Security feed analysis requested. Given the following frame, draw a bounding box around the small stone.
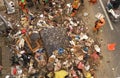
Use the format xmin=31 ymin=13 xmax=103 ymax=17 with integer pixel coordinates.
xmin=112 ymin=68 xmax=115 ymax=71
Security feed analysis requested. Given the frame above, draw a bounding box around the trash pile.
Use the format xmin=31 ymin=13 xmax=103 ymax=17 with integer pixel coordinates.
xmin=1 ymin=0 xmax=102 ymax=78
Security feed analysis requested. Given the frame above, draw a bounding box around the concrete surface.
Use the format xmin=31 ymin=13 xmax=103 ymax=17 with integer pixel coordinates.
xmin=0 ymin=37 xmax=11 ymax=78
xmin=77 ymin=0 xmax=120 ymax=78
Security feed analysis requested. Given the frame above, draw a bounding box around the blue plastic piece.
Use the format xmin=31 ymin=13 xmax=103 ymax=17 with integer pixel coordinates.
xmin=58 ymin=48 xmax=64 ymax=54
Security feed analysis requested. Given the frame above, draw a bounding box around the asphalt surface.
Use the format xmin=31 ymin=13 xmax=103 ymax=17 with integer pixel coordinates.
xmin=80 ymin=0 xmax=120 ymax=78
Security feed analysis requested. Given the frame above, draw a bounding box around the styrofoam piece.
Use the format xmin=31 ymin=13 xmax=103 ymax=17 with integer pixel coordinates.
xmin=94 ymin=45 xmax=101 ymax=53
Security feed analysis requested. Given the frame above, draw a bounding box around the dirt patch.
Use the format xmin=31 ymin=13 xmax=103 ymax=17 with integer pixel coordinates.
xmin=40 ymin=27 xmax=70 ymax=56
